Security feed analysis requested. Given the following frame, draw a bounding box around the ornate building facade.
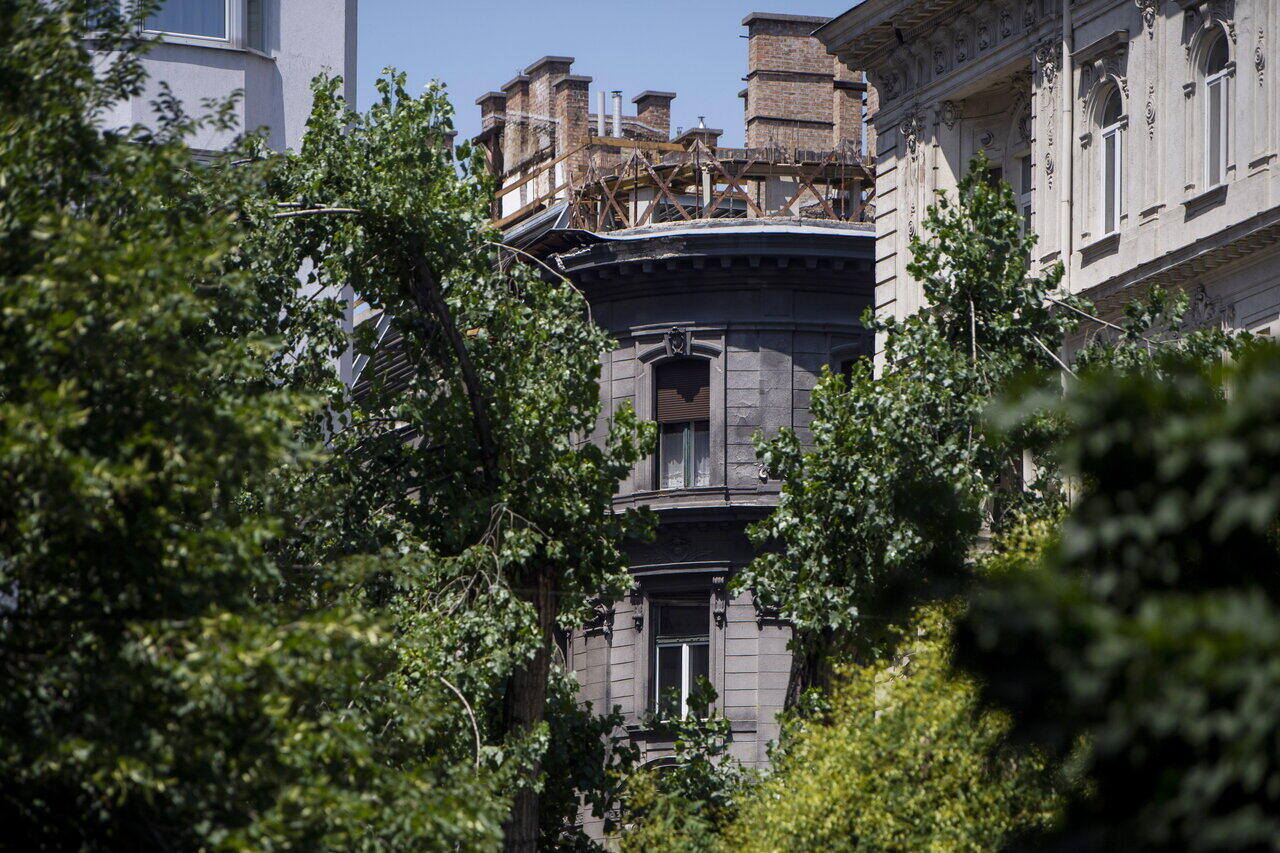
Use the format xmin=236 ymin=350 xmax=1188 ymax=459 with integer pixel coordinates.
xmin=817 ymin=0 xmax=1280 ymax=360
xmin=470 ymin=13 xmax=877 ymax=840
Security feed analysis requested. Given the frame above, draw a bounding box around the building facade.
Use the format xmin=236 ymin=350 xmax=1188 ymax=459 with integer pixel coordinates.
xmin=818 ymin=0 xmax=1280 ymax=359
xmin=472 ymin=12 xmax=876 ymax=840
xmin=100 ymin=0 xmax=357 ymax=154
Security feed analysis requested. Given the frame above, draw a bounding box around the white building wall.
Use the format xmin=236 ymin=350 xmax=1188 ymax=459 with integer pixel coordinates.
xmin=821 ymin=0 xmax=1280 ymax=360
xmin=101 ymin=0 xmax=356 ymax=152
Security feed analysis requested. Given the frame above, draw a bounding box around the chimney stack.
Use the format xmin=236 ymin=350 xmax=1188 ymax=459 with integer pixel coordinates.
xmin=742 ymin=13 xmax=851 ymax=151
xmin=632 ymin=91 xmax=676 ymax=139
xmin=611 ymin=91 xmax=622 ymax=137
xmin=597 ymin=90 xmax=606 ymax=136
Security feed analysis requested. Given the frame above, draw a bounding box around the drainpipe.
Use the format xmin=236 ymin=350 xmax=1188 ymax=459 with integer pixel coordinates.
xmin=1060 ymin=0 xmax=1074 ymax=290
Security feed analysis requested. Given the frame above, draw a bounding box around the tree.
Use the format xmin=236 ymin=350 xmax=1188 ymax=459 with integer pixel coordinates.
xmin=245 ymin=68 xmax=653 ymax=851
xmin=1 ymin=3 xmax=650 ymax=848
xmin=617 ymin=682 xmax=748 ymax=853
xmin=736 ymin=155 xmax=1078 ymax=701
xmin=722 ymin=607 xmax=1060 ymax=852
xmin=957 ymin=344 xmax=1280 ymax=851
xmin=0 ymin=2 xmax=509 ymax=848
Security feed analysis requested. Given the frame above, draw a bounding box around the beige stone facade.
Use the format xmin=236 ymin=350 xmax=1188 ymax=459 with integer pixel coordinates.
xmin=819 ymin=0 xmax=1280 ymax=359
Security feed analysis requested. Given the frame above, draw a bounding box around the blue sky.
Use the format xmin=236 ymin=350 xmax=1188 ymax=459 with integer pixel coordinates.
xmin=356 ymin=1 xmax=855 ymax=148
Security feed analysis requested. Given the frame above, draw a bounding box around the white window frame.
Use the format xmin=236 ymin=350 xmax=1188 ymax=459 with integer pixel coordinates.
xmin=1017 ymin=153 xmax=1033 ymax=237
xmin=1204 ymin=40 xmax=1230 ymax=188
xmin=143 ymin=0 xmax=230 ymax=42
xmin=139 ymin=0 xmax=266 ymax=53
xmin=652 ymin=602 xmax=710 ymax=720
xmin=1100 ymin=94 xmax=1124 ymax=236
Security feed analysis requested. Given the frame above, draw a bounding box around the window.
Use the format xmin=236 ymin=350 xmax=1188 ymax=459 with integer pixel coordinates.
xmin=1017 ymin=154 xmax=1033 ymax=236
xmin=655 ymin=359 xmax=710 ymax=489
xmin=1205 ymin=34 xmax=1229 ymax=187
xmin=147 ymin=0 xmax=228 ymax=39
xmin=1100 ymin=88 xmax=1123 ymax=235
xmin=653 ymin=602 xmax=710 ymax=718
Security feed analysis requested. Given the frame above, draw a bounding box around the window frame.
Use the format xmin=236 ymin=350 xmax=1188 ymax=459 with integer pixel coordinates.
xmin=1203 ymin=35 xmax=1230 ymax=188
xmin=139 ymin=0 xmax=267 ymax=53
xmin=651 ymin=600 xmax=711 ymax=719
xmin=1017 ymin=153 xmax=1034 ymax=237
xmin=658 ymin=420 xmax=710 ymax=490
xmin=1099 ymin=89 xmax=1124 ymax=236
xmin=143 ymin=0 xmax=230 ymax=41
xmin=652 ymin=355 xmax=712 ymax=492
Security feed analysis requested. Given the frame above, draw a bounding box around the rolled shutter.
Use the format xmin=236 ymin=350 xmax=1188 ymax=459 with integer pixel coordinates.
xmin=655 ymin=359 xmax=709 ymax=423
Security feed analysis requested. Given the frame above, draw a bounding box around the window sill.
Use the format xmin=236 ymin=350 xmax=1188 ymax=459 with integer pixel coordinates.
xmin=1183 ymin=183 xmax=1228 ymax=219
xmin=1078 ymin=232 xmax=1120 ymax=264
xmin=141 ymin=31 xmax=274 ymax=60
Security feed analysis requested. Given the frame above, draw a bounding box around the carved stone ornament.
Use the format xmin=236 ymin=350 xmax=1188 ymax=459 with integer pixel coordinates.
xmin=1146 ymin=83 xmax=1156 ymax=137
xmin=1045 ymin=151 xmax=1055 ymax=187
xmin=902 ymin=106 xmax=925 ymax=157
xmin=1136 ymin=0 xmax=1158 ymax=37
xmin=934 ymin=43 xmax=947 ymax=75
xmin=664 ymin=326 xmax=689 ymax=356
xmin=711 ymin=575 xmax=727 ymax=629
xmin=1018 ymin=110 xmax=1033 ymax=142
xmin=978 ymin=18 xmax=992 ymax=51
xmin=756 ymin=460 xmax=770 ymax=482
xmin=979 ymin=130 xmax=996 ymax=148
xmin=1023 ymin=0 xmax=1038 ymax=29
xmin=1185 ymin=284 xmax=1237 ymax=329
xmin=1257 ymin=31 xmax=1266 ymax=84
xmin=939 ymin=100 xmax=960 ymax=130
xmin=955 ymin=27 xmax=970 ymax=63
xmin=1033 ymin=39 xmax=1060 ymax=87
xmin=999 ymin=6 xmax=1013 ymax=38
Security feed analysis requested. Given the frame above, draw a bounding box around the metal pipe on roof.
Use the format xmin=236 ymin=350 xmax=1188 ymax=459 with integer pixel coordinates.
xmin=597 ymin=91 xmax=606 ymax=137
xmin=611 ymin=91 xmax=622 ymax=137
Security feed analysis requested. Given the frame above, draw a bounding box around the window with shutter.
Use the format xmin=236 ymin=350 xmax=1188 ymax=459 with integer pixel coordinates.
xmin=654 ymin=359 xmax=710 ymax=489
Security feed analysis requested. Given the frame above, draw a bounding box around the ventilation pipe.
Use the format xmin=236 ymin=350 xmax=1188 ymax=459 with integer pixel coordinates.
xmin=597 ymin=91 xmax=606 ymax=137
xmin=611 ymin=91 xmax=622 ymax=137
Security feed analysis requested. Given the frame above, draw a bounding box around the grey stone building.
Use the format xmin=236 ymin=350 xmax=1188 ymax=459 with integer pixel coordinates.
xmin=474 ymin=14 xmax=877 ymax=839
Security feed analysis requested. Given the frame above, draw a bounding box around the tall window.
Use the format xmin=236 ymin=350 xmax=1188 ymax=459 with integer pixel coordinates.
xmin=655 ymin=359 xmax=710 ymax=490
xmin=653 ymin=602 xmax=710 ymax=718
xmin=1017 ymin=154 xmax=1034 ymax=236
xmin=147 ymin=0 xmax=227 ymax=39
xmin=1205 ymin=34 xmax=1230 ymax=187
xmin=1100 ymin=88 xmax=1123 ymax=235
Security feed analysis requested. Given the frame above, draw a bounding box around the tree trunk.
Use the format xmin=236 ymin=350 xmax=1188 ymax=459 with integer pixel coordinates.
xmin=784 ymin=629 xmax=835 ymax=711
xmin=502 ymin=568 xmax=555 ymax=852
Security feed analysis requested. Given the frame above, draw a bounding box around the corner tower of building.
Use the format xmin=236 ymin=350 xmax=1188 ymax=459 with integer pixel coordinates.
xmin=471 ymin=13 xmax=876 ymax=843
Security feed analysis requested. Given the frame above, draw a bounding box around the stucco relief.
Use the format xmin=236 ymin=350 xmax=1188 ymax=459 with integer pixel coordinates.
xmin=1183 ymin=0 xmax=1236 ymax=59
xmin=1185 ymin=284 xmax=1237 ymax=329
xmin=1136 ymin=0 xmax=1159 ymax=37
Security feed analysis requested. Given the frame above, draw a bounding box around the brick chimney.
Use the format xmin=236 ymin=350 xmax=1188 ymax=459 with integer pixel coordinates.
xmin=632 ymin=90 xmax=676 ymax=139
xmin=553 ymin=73 xmax=592 ymax=186
xmin=742 ymin=12 xmax=858 ymax=151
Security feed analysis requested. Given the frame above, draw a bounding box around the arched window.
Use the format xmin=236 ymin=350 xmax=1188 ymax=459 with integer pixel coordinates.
xmin=654 ymin=359 xmax=710 ymax=489
xmin=1100 ymin=88 xmax=1124 ymax=235
xmin=1204 ymin=33 xmax=1230 ymax=186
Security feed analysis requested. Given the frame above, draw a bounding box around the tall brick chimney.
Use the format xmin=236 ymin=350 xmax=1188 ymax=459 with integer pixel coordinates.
xmin=742 ymin=12 xmax=865 ymax=152
xmin=632 ymin=91 xmax=676 ymax=139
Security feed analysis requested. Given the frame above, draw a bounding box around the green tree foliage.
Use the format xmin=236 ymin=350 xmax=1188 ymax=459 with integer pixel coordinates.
xmin=958 ymin=344 xmax=1280 ymax=851
xmin=618 ymin=682 xmax=747 ymax=853
xmin=1 ymin=2 xmax=649 ymax=848
xmin=0 ymin=2 xmax=510 ymax=848
xmin=722 ymin=608 xmax=1059 ymax=852
xmin=251 ymin=70 xmax=652 ymax=849
xmin=737 ymin=155 xmax=1077 ymax=693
